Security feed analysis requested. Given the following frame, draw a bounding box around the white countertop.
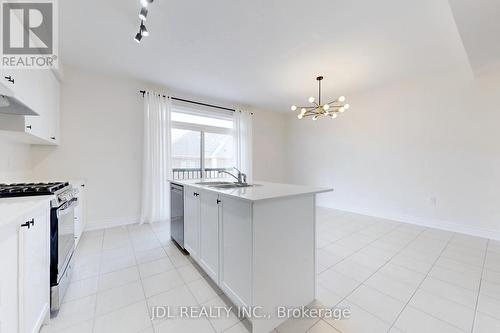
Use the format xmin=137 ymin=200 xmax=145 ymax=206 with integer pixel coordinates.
xmin=170 ymin=179 xmax=332 ymax=202
xmin=0 ymin=196 xmax=53 ymax=228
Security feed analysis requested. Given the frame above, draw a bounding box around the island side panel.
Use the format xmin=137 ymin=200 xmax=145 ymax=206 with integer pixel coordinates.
xmin=252 ymin=194 xmax=316 ymax=333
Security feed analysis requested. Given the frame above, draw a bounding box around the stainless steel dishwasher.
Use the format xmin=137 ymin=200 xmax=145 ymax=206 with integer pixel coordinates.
xmin=170 ymin=183 xmax=184 ymax=249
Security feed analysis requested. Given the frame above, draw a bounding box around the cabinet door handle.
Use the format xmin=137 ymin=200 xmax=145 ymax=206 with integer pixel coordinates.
xmin=51 ymin=136 xmax=56 ymax=140
xmin=193 ymin=192 xmax=199 ymax=197
xmin=217 ymin=199 xmax=221 ymax=204
xmin=20 ymin=222 xmax=30 ymax=229
xmin=4 ymin=76 xmax=14 ymax=84
xmin=26 ymin=125 xmax=32 ymax=130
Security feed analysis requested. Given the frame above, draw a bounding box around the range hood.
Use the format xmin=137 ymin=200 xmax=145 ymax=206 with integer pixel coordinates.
xmin=0 ymin=83 xmax=39 ymax=116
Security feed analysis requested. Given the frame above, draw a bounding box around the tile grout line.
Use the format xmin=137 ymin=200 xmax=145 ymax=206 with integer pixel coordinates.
xmin=318 ymin=225 xmax=428 ymax=332
xmin=470 ymin=239 xmax=489 ymax=333
xmin=91 ymin=229 xmax=105 ymax=333
xmin=386 ymin=232 xmax=458 ymax=333
xmin=128 ymin=224 xmax=154 ymax=333
xmin=149 ymin=223 xmax=180 ymax=333
xmin=323 ymin=222 xmax=405 ymax=274
xmin=150 ymin=223 xmax=219 ymax=333
xmin=89 ymin=226 xmax=157 ymax=332
xmin=316 ymin=216 xmax=380 ymax=255
xmin=324 ymin=227 xmax=428 ymax=330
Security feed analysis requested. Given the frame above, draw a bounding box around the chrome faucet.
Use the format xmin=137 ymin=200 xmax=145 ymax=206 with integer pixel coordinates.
xmin=218 ymin=167 xmax=247 ymax=184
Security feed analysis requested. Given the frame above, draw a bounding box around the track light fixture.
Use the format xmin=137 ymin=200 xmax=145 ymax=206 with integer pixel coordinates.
xmin=134 ymin=31 xmax=143 ymax=43
xmin=140 ymin=0 xmax=153 ymax=7
xmin=139 ymin=7 xmax=148 ymax=20
xmin=134 ymin=0 xmax=154 ymax=43
xmin=140 ymin=21 xmax=149 ymax=36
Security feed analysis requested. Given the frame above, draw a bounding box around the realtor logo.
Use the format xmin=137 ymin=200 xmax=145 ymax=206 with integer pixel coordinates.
xmin=1 ymin=0 xmax=58 ymax=68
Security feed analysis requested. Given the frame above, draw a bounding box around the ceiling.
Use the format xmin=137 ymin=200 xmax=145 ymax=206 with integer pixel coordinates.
xmin=60 ymin=0 xmax=498 ymax=112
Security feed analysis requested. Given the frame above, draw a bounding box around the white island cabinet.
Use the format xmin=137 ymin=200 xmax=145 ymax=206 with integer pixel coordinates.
xmin=174 ymin=180 xmax=332 ymax=333
xmin=0 ymin=198 xmax=51 ymax=333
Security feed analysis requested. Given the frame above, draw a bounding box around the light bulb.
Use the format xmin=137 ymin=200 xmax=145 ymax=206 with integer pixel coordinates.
xmin=312 ymin=115 xmax=318 ymax=121
xmin=291 ymin=105 xmax=297 ymax=111
xmin=338 ymin=96 xmax=346 ymax=102
xmin=339 ymin=107 xmax=345 ymax=113
xmin=308 ymin=97 xmax=315 ymax=103
xmin=331 ymin=113 xmax=337 ymax=119
xmin=323 ymin=104 xmax=330 ymax=111
xmin=344 ymin=104 xmax=350 ymax=110
xmin=297 ymin=114 xmax=303 ymax=119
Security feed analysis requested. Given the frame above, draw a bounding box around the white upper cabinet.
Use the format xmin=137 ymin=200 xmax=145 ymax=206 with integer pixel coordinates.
xmin=184 ymin=187 xmax=201 ymax=261
xmin=199 ymin=190 xmax=220 ymax=282
xmin=0 ymin=68 xmax=61 ymax=145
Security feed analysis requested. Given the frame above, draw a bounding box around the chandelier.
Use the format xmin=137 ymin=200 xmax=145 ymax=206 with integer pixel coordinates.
xmin=291 ymin=76 xmax=350 ymax=120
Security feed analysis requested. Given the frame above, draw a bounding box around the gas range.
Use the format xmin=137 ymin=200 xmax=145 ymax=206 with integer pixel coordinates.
xmin=0 ymin=182 xmax=75 ymax=207
xmin=0 ymin=181 xmax=77 ymax=311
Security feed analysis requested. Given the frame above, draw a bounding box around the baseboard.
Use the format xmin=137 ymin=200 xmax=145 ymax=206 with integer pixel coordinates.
xmin=317 ymin=204 xmax=500 ymax=241
xmin=84 ymin=216 xmax=140 ymax=231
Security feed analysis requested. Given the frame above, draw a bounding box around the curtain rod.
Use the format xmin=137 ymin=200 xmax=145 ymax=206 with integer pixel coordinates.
xmin=139 ymin=90 xmax=236 ymax=112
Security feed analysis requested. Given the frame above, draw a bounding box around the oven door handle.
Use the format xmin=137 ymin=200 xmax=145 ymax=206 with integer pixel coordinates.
xmin=57 ymin=198 xmax=78 ymax=218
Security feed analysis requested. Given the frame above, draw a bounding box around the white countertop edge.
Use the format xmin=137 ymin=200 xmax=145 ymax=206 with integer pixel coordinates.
xmin=169 ymin=179 xmax=333 ymax=202
xmin=0 ymin=196 xmax=53 ymax=229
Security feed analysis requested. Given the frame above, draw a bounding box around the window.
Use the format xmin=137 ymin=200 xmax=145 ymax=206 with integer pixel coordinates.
xmin=170 ymin=102 xmax=234 ymax=180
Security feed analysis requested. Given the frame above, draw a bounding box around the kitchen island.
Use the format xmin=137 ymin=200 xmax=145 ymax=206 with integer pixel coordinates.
xmin=170 ymin=179 xmax=332 ymax=333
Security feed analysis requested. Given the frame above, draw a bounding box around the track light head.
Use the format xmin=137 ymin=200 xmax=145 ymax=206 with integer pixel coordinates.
xmin=139 ymin=7 xmax=148 ymax=20
xmin=134 ymin=31 xmax=143 ymax=43
xmin=140 ymin=22 xmax=149 ymax=36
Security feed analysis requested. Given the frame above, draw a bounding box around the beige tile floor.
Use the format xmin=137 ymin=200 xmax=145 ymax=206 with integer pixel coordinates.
xmin=41 ymin=207 xmax=500 ymax=333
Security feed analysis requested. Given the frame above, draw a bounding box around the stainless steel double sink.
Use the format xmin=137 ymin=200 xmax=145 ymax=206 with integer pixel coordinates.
xmin=195 ymin=181 xmax=255 ymax=189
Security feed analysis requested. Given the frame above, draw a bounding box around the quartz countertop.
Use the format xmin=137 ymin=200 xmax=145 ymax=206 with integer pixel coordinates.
xmin=0 ymin=196 xmax=53 ymax=228
xmin=170 ymin=179 xmax=332 ymax=202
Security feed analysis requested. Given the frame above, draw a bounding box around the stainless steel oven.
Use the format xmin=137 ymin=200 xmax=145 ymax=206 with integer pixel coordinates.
xmin=50 ymin=195 xmax=78 ymax=312
xmin=0 ymin=182 xmax=78 ymax=312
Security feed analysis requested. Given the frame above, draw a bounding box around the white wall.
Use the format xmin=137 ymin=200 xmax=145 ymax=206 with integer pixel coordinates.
xmin=30 ymin=66 xmax=288 ymax=229
xmin=286 ymin=69 xmax=500 ymax=240
xmin=0 ymin=140 xmax=32 ymax=182
xmin=30 ymin=66 xmax=148 ymax=229
xmin=251 ymin=108 xmax=287 ymax=183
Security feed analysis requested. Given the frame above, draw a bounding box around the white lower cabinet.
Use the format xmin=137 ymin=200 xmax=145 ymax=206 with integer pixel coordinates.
xmin=182 ymin=186 xmax=253 ymax=309
xmin=179 ymin=183 xmax=317 ymax=333
xmin=199 ymin=191 xmax=220 ymax=282
xmin=0 ymin=204 xmax=50 ymax=333
xmin=220 ymin=196 xmax=252 ymax=308
xmin=184 ymin=187 xmax=201 ymax=261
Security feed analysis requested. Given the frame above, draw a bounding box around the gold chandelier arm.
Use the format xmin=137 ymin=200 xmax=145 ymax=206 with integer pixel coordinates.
xmin=326 ymin=101 xmax=344 ymax=106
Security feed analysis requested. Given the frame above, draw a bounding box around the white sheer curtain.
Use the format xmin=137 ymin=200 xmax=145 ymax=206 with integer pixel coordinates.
xmin=140 ymin=91 xmax=171 ymax=224
xmin=233 ymin=110 xmax=253 ymax=182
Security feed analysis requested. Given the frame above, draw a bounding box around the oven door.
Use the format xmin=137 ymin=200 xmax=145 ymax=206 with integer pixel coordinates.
xmin=56 ymin=198 xmax=77 ymax=282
